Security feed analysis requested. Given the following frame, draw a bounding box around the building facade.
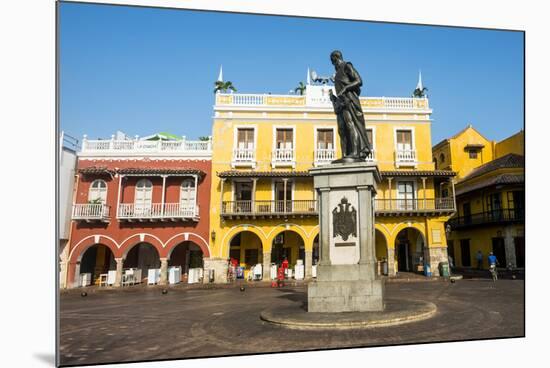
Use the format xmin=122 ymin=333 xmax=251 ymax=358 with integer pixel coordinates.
xmin=64 ymin=135 xmax=212 ymax=288
xmin=432 ymin=127 xmax=525 ymax=270
xmin=59 ymin=132 xmax=79 ymax=289
xmin=207 ymin=77 xmax=456 ymax=282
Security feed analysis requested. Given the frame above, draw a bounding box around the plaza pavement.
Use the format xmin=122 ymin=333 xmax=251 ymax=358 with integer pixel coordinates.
xmin=59 ymin=279 xmax=524 ymax=366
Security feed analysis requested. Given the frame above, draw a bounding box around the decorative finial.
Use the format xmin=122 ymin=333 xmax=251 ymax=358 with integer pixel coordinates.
xmin=412 ymin=70 xmax=428 ymax=98
xmin=416 ymin=70 xmax=423 ymax=91
xmin=217 ymin=65 xmax=223 ymax=82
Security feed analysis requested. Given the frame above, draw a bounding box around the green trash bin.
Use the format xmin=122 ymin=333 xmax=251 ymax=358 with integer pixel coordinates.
xmin=439 ymin=262 xmax=450 ymax=277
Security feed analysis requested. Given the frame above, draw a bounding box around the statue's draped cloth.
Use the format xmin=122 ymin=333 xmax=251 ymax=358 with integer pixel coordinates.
xmin=332 ymin=62 xmax=372 ymax=159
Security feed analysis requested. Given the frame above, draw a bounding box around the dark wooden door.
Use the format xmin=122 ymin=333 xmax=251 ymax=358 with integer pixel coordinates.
xmin=460 ymin=239 xmax=471 ymax=267
xmin=492 ymin=237 xmax=506 ymax=266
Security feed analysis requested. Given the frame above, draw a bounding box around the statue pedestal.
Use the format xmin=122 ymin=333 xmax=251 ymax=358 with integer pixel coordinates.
xmin=308 ymin=162 xmax=384 ymax=312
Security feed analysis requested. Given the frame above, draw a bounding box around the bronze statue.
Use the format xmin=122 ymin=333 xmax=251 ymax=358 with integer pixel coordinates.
xmin=329 ymin=50 xmax=372 ymax=162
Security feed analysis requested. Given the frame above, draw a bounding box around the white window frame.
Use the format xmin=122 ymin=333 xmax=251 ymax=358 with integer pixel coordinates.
xmin=366 ymin=125 xmax=376 ymax=161
xmin=313 ymin=125 xmax=336 ymax=166
xmin=134 ymin=179 xmax=153 ymax=215
xmin=395 ymin=179 xmax=418 ymax=210
xmin=272 ymin=125 xmax=296 ymax=168
xmin=180 ymin=178 xmax=197 ymax=209
xmin=88 ymin=179 xmax=108 ymax=203
xmin=393 ymin=127 xmax=417 ymax=168
xmin=232 ymin=124 xmax=258 ymax=168
xmin=271 ymin=179 xmax=294 ymax=213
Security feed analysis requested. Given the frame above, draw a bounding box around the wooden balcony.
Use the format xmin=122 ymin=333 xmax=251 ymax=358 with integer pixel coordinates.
xmin=72 ymin=203 xmax=110 ymax=222
xmin=221 ymin=200 xmax=318 ymax=219
xmin=447 ymin=209 xmax=524 ymax=230
xmin=375 ymin=198 xmax=455 ymax=216
xmin=117 ymin=203 xmax=199 ymax=222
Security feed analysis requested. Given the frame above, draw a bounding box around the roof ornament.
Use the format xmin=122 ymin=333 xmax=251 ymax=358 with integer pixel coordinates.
xmin=217 ymin=65 xmax=223 ymax=82
xmin=309 ymin=69 xmax=334 ymax=85
xmin=412 ymin=70 xmax=428 ymax=98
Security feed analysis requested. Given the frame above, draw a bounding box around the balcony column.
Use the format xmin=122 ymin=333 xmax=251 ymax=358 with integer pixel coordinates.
xmin=159 ymin=257 xmax=169 ymax=285
xmin=114 ymin=257 xmax=124 ymax=287
xmin=421 ymin=177 xmax=427 ymax=210
xmin=387 ymin=177 xmax=393 ymax=210
xmin=283 ymin=178 xmax=288 ymax=213
xmin=116 ymin=175 xmax=124 ymax=218
xmin=450 ymin=178 xmax=457 ymax=211
xmin=161 ymin=175 xmax=167 ymax=217
xmin=252 ymin=178 xmax=258 ymax=213
xmin=220 ymin=178 xmax=226 ymax=214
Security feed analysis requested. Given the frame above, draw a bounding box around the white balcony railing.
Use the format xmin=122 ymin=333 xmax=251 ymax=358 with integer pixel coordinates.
xmin=315 ymin=148 xmax=335 ymax=165
xmin=72 ymin=203 xmax=110 ymax=221
xmin=395 ymin=149 xmax=417 ymax=165
xmin=81 ymin=137 xmax=212 ymax=156
xmin=272 ymin=148 xmax=295 ymax=166
xmin=222 ymin=200 xmax=318 ymax=216
xmin=216 ymin=93 xmax=430 ymax=111
xmin=117 ymin=203 xmax=199 ymax=220
xmin=232 ymin=147 xmax=255 ymax=165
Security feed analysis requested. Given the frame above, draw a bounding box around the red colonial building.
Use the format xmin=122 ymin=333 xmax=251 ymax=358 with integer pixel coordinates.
xmin=62 ymin=134 xmax=212 ymax=288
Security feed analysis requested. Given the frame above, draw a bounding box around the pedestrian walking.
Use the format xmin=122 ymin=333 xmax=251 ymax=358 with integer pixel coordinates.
xmin=476 ymin=250 xmax=483 ymax=270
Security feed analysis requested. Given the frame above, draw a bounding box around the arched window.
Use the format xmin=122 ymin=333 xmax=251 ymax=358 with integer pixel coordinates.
xmin=180 ymin=178 xmax=196 ymax=209
xmin=88 ymin=179 xmax=107 ymax=203
xmin=439 ymin=153 xmax=445 ymax=163
xmin=433 ymin=157 xmax=438 ymax=170
xmin=134 ymin=179 xmax=153 ymax=212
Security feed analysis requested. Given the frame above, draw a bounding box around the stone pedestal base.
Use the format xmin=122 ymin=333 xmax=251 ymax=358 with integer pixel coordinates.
xmin=308 ymin=264 xmax=384 ymax=312
xmin=203 ymin=258 xmax=228 ymax=284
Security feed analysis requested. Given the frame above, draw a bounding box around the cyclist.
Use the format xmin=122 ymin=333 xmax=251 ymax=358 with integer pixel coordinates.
xmin=488 ymin=252 xmax=499 ymax=281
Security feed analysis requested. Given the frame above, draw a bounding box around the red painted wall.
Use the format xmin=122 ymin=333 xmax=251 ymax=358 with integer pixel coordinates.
xmin=68 ymin=158 xmax=212 ymax=285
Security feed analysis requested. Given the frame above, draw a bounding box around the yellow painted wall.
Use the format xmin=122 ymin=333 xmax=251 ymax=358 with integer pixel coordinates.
xmin=495 ymin=130 xmax=524 ymax=158
xmin=433 ymin=126 xmax=494 ymax=179
xmin=210 ymin=95 xmax=452 ymax=268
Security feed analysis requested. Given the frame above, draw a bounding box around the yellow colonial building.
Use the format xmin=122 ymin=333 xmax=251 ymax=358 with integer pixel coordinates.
xmin=433 ymin=126 xmax=524 ymax=270
xmin=207 ymin=74 xmax=456 ymax=282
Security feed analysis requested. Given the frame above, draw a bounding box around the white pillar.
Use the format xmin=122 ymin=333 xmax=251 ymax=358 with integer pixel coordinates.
xmin=114 ymin=257 xmax=124 ymax=287
xmin=161 ymin=175 xmax=167 ymax=216
xmin=305 ymin=250 xmax=313 ymax=279
xmin=387 ymin=177 xmax=393 ymax=210
xmin=262 ymin=251 xmax=271 ymax=280
xmin=116 ymin=175 xmax=124 ymax=217
xmin=421 ymin=177 xmax=427 ymax=210
xmin=160 ymin=258 xmax=169 ymax=285
xmin=252 ymin=178 xmax=258 ymax=213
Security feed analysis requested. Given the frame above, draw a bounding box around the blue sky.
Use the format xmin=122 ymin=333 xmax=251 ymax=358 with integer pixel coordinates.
xmin=59 ymin=2 xmax=524 ymax=145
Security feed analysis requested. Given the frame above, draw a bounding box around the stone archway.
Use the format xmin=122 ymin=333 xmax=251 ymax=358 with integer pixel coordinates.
xmin=74 ymin=244 xmax=116 ymax=287
xmin=394 ymin=227 xmax=426 ymax=274
xmin=228 ymin=231 xmax=265 ymax=281
xmin=123 ymin=242 xmax=161 ymax=284
xmin=168 ymin=241 xmax=205 ymax=283
xmin=375 ymin=229 xmax=389 ymax=276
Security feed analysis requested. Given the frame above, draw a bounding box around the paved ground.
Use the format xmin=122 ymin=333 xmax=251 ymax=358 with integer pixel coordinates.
xmin=59 ymin=279 xmax=524 ymax=366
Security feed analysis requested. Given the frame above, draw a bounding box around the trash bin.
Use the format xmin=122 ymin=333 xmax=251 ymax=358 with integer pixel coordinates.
xmin=439 ymin=262 xmax=450 ymax=277
xmin=424 ymin=263 xmax=432 ymax=277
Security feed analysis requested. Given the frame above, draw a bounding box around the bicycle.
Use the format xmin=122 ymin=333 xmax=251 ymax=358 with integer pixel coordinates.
xmin=489 ymin=263 xmax=498 ymax=282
